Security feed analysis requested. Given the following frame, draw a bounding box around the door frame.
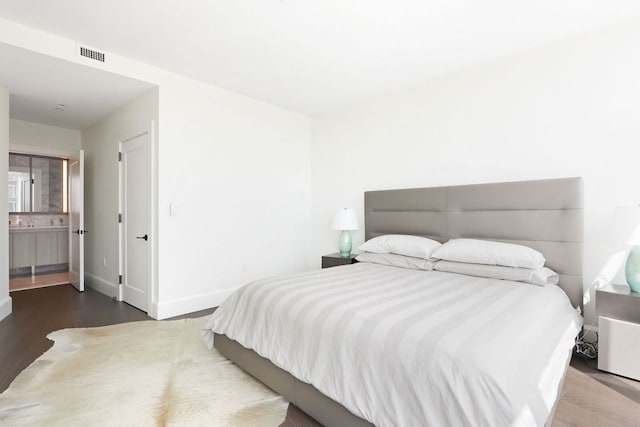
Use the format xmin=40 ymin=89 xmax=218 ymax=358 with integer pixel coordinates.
xmin=117 ymin=122 xmax=156 ymax=314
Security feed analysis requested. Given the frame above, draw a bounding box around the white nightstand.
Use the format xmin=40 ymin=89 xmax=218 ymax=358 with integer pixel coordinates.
xmin=596 ymin=284 xmax=640 ymax=380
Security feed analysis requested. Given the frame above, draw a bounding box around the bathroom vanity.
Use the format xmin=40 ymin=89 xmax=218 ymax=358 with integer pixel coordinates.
xmin=9 ymin=226 xmax=69 ymax=272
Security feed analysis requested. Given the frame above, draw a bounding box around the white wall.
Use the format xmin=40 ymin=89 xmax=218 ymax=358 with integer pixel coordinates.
xmin=82 ymin=88 xmax=159 ymax=301
xmin=0 ymin=18 xmax=313 ymax=319
xmin=156 ymin=80 xmax=311 ymax=319
xmin=0 ymin=86 xmax=11 ymax=321
xmin=9 ymin=119 xmax=81 ymax=156
xmin=82 ymin=78 xmax=311 ymax=320
xmin=311 ymin=16 xmax=640 ymax=326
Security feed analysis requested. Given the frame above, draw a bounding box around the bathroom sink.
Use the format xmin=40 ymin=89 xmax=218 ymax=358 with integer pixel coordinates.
xmin=9 ymin=225 xmax=68 ymax=231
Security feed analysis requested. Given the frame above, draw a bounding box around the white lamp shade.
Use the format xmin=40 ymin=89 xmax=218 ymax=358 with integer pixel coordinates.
xmin=332 ymin=208 xmax=359 ymax=231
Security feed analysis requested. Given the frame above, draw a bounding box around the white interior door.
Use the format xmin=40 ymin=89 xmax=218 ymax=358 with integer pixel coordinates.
xmin=69 ymin=150 xmax=84 ymax=291
xmin=121 ymin=134 xmax=150 ymax=312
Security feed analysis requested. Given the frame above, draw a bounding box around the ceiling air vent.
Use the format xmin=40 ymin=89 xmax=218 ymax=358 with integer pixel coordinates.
xmin=79 ymin=46 xmax=105 ymax=63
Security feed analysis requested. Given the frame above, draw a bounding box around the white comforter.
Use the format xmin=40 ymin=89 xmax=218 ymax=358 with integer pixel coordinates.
xmin=202 ymin=263 xmax=582 ymax=427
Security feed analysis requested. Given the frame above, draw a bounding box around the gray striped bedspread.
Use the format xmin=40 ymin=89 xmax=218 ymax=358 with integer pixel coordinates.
xmin=202 ymin=262 xmax=582 ymax=427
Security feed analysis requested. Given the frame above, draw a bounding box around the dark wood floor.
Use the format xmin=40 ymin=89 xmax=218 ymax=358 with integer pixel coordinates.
xmin=2 ymin=284 xmax=640 ymax=426
xmin=0 ymin=284 xmax=214 ymax=393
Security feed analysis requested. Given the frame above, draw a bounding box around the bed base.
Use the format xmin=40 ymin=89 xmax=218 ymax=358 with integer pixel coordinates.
xmin=214 ymin=333 xmax=373 ymax=427
xmin=215 ymin=333 xmax=571 ymax=427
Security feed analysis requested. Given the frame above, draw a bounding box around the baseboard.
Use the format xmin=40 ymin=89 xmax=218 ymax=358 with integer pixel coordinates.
xmin=85 ymin=272 xmax=118 ymax=299
xmin=153 ymin=287 xmax=238 ymax=320
xmin=0 ymin=296 xmax=13 ymax=321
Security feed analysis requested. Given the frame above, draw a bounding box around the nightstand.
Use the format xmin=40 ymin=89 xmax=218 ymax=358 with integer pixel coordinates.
xmin=321 ymin=253 xmax=358 ymax=269
xmin=596 ymin=284 xmax=640 ymax=380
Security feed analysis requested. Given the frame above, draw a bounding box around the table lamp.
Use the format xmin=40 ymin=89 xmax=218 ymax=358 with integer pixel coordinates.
xmin=332 ymin=208 xmax=359 ymax=257
xmin=615 ymin=206 xmax=640 ymax=292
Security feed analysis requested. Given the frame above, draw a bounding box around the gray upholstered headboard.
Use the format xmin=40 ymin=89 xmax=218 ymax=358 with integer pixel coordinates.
xmin=364 ymin=177 xmax=584 ymax=310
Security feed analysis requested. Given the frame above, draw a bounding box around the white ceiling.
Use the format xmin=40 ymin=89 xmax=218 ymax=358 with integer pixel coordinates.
xmin=1 ymin=1 xmax=640 ymax=116
xmin=0 ymin=42 xmax=155 ymax=130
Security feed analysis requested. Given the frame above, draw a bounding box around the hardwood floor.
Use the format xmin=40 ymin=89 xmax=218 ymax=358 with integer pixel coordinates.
xmin=558 ymin=357 xmax=640 ymax=426
xmin=9 ymin=271 xmax=71 ymax=292
xmin=0 ymin=284 xmax=214 ymax=393
xmin=1 ymin=285 xmax=639 ymax=426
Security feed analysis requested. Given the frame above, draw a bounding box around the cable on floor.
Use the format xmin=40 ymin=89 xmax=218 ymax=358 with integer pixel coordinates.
xmin=574 ymin=331 xmax=598 ymax=359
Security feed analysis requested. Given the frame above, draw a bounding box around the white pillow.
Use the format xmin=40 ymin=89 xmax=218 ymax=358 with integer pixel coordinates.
xmin=434 ymin=260 xmax=558 ymax=286
xmin=431 ymin=238 xmax=545 ymax=269
xmin=356 ymin=252 xmax=434 ymax=271
xmin=358 ymin=235 xmax=441 ymax=259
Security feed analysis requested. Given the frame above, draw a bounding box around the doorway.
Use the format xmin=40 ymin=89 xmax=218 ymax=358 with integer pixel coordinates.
xmin=8 ymin=152 xmax=75 ymax=292
xmin=119 ymin=133 xmax=151 ymax=312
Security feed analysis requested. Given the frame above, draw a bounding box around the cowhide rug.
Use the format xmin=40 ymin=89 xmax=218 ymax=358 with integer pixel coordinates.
xmin=0 ymin=317 xmax=296 ymax=426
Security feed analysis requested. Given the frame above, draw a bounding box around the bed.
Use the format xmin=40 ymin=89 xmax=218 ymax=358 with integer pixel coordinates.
xmin=202 ymin=177 xmax=584 ymax=426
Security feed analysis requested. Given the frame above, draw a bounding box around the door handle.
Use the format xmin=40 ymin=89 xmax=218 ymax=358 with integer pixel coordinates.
xmin=73 ymin=230 xmax=88 ymax=235
xmin=136 ymin=234 xmax=148 ymax=241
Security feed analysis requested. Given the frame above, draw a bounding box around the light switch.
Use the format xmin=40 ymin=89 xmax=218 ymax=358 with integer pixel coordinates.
xmin=169 ymin=203 xmax=176 ymax=216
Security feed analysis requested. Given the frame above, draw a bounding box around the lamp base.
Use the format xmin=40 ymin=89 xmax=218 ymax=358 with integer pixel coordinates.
xmin=626 ymin=245 xmax=640 ymax=293
xmin=338 ymin=230 xmax=352 ymax=258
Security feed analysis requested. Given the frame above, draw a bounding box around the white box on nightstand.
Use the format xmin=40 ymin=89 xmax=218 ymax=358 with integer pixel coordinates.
xmin=596 ymin=284 xmax=640 ymax=380
xmin=598 ymin=316 xmax=640 ymax=380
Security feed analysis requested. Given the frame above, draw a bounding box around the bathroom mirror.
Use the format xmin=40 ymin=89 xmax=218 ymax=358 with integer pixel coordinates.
xmin=8 ymin=153 xmax=31 ymax=213
xmin=8 ymin=153 xmax=67 ymax=214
